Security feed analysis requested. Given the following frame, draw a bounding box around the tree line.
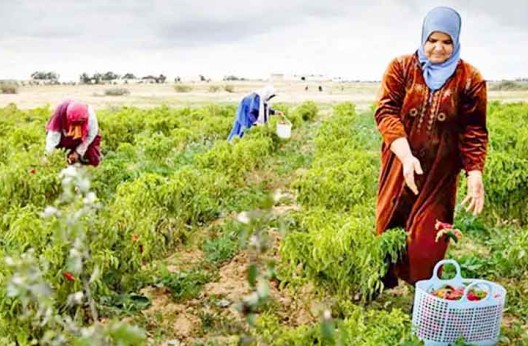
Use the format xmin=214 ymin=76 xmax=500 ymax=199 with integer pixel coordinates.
xmin=30 ymin=71 xmax=168 ymax=84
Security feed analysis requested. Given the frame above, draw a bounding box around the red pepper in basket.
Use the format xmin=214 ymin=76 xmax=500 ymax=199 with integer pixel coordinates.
xmin=430 ymin=285 xmax=487 ymax=301
xmin=467 ymin=293 xmax=479 ymax=301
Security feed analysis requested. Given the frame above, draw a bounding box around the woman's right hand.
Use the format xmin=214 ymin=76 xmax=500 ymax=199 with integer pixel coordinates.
xmin=401 ymin=155 xmax=423 ymax=195
xmin=390 ymin=138 xmax=423 ymax=195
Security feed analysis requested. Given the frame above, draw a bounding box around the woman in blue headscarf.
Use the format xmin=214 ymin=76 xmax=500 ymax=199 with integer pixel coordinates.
xmin=227 ymin=85 xmax=283 ymax=141
xmin=374 ymin=7 xmax=488 ymax=286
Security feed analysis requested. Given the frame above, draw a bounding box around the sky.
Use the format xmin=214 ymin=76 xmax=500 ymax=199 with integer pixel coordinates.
xmin=1 ymin=0 xmax=527 ymax=82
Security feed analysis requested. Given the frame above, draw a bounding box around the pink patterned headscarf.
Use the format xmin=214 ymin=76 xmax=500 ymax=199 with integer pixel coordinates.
xmin=46 ymin=100 xmax=89 ymax=141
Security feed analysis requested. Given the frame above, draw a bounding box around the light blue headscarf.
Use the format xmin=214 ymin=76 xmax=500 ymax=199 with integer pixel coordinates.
xmin=417 ymin=7 xmax=462 ymax=91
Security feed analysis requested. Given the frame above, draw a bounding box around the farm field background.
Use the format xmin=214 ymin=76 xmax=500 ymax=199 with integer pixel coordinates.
xmin=0 ymin=82 xmax=527 ymax=345
xmin=3 ymin=80 xmax=528 ymax=111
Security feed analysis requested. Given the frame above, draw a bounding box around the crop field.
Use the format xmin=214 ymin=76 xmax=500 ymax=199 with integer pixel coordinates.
xmin=0 ymin=83 xmax=527 ymax=345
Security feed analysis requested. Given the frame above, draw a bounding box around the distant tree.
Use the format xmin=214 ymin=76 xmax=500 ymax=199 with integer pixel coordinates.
xmin=31 ymin=71 xmax=59 ymax=81
xmin=199 ymin=75 xmax=207 ymax=82
xmin=223 ymin=75 xmax=246 ymax=81
xmin=102 ymin=71 xmax=119 ymax=81
xmin=174 ymin=76 xmax=181 ymax=83
xmin=122 ymin=73 xmax=136 ymax=80
xmin=157 ymin=74 xmax=166 ymax=83
xmin=92 ymin=73 xmax=103 ymax=84
xmin=141 ymin=75 xmax=157 ymax=84
xmin=79 ymin=73 xmax=91 ymax=84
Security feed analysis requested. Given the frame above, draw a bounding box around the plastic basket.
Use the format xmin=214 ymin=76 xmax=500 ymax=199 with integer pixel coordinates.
xmin=412 ymin=259 xmax=506 ymax=346
xmin=276 ymin=116 xmax=292 ymax=139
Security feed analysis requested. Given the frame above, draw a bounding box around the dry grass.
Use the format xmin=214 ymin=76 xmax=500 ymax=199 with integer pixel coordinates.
xmin=2 ymin=80 xmax=526 ymax=114
xmin=0 ymin=81 xmax=381 ymax=111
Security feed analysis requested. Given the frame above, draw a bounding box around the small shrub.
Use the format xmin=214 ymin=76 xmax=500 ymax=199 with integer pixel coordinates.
xmin=489 ymin=80 xmax=528 ymax=91
xmin=208 ymin=85 xmax=221 ymax=93
xmin=0 ymin=82 xmax=18 ymax=94
xmin=224 ymin=84 xmax=235 ymax=93
xmin=157 ymin=269 xmax=212 ymax=301
xmin=288 ymin=101 xmax=318 ymax=125
xmin=174 ymin=84 xmax=193 ymax=92
xmin=104 ymin=88 xmax=130 ymax=96
xmin=202 ymin=229 xmax=240 ymax=265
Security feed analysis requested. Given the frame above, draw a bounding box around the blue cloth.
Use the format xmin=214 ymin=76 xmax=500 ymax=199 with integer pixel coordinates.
xmin=417 ymin=6 xmax=461 ymax=91
xmin=227 ymin=93 xmax=261 ymax=141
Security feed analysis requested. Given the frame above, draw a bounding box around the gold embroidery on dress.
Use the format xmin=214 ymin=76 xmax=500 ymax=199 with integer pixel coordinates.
xmin=465 ymin=78 xmax=471 ymax=93
xmin=417 ymin=87 xmax=428 ymax=130
xmin=427 ymin=90 xmax=443 ymax=131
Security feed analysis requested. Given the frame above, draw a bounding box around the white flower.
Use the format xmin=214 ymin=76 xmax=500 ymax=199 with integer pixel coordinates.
xmin=249 ymin=235 xmax=259 ymax=247
xmin=237 ymin=211 xmax=250 ymax=224
xmin=78 ymin=178 xmax=90 ymax=192
xmin=273 ymin=189 xmax=282 ymax=202
xmin=83 ymin=192 xmax=97 ymax=204
xmin=67 ymin=291 xmax=84 ymax=305
xmin=11 ymin=275 xmax=24 ymax=285
xmin=4 ymin=257 xmax=14 ymax=266
xmin=41 ymin=206 xmax=58 ymax=218
xmin=61 ymin=165 xmax=78 ymax=178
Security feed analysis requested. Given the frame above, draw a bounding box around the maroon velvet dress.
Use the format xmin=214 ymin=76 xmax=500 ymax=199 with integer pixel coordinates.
xmin=374 ymin=53 xmax=488 ymax=285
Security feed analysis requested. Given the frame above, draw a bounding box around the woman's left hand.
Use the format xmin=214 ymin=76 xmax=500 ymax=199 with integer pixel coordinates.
xmin=461 ymin=170 xmax=484 ymax=215
xmin=68 ymin=152 xmax=80 ymax=164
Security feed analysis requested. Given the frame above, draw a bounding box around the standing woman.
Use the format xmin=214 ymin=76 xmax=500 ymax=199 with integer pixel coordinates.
xmin=45 ymin=100 xmax=102 ymax=166
xmin=374 ymin=7 xmax=488 ymax=287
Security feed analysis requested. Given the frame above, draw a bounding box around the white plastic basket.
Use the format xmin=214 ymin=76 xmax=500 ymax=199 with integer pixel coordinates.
xmin=276 ymin=116 xmax=292 ymax=139
xmin=412 ymin=259 xmax=506 ymax=346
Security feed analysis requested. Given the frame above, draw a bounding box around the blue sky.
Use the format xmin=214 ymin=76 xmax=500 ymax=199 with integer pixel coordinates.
xmin=1 ymin=0 xmax=527 ymax=81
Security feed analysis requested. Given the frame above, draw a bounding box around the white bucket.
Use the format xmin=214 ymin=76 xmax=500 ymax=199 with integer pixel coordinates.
xmin=276 ymin=118 xmax=292 ymax=139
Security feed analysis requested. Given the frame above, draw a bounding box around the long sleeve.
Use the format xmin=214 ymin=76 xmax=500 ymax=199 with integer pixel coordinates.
xmin=459 ymin=69 xmax=488 ymax=173
xmin=45 ymin=131 xmax=62 ymax=154
xmin=248 ymin=94 xmax=260 ymax=124
xmin=75 ymin=106 xmax=99 ymax=156
xmin=374 ymin=57 xmax=407 ymax=146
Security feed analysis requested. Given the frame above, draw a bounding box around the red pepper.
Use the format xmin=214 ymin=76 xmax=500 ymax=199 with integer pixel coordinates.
xmin=467 ymin=293 xmax=480 ymax=301
xmin=63 ymin=272 xmax=75 ymax=281
xmin=435 ymin=220 xmax=453 ymax=231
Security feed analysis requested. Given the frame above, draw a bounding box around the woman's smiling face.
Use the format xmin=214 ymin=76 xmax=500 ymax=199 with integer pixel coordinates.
xmin=424 ymin=31 xmax=454 ymax=64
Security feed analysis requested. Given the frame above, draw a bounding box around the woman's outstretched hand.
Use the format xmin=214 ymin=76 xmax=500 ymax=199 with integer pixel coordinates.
xmin=461 ymin=170 xmax=484 ymax=215
xmin=401 ymin=155 xmax=423 ymax=195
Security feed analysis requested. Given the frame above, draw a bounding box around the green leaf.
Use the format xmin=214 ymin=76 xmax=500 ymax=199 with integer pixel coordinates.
xmin=247 ymin=264 xmax=258 ymax=288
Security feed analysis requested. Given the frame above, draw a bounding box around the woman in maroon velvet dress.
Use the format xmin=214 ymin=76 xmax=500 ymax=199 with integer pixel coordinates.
xmin=374 ymin=7 xmax=488 ymax=287
xmin=45 ymin=100 xmax=102 ymax=166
